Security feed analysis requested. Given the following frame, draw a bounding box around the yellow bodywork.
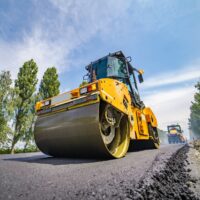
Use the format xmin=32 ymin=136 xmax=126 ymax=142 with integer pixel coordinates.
xmin=98 ymin=78 xmax=157 ymax=141
xmin=169 ymin=129 xmax=178 ymax=134
xmin=36 ymin=78 xmax=158 ymax=143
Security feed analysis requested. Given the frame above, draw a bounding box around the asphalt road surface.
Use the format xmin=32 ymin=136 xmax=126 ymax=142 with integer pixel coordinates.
xmin=0 ymin=144 xmax=193 ymax=200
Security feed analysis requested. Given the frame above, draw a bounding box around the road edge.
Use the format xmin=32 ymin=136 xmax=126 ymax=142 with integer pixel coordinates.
xmin=129 ymin=145 xmax=198 ymax=199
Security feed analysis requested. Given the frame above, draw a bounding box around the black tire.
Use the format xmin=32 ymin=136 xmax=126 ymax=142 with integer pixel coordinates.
xmin=148 ymin=124 xmax=160 ymax=149
xmin=168 ymin=136 xmax=171 ymax=144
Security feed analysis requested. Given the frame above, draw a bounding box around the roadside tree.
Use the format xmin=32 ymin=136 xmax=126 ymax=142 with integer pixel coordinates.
xmin=10 ymin=59 xmax=38 ymax=153
xmin=189 ymin=81 xmax=200 ymax=137
xmin=39 ymin=67 xmax=60 ymax=99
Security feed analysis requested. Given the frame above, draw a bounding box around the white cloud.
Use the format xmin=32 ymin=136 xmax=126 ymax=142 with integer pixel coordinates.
xmin=141 ymin=62 xmax=200 ymax=89
xmin=0 ymin=0 xmax=131 ymax=80
xmin=0 ymin=29 xmax=67 ymax=80
xmin=140 ymin=60 xmax=199 ymax=139
xmin=143 ymin=86 xmax=196 ymax=139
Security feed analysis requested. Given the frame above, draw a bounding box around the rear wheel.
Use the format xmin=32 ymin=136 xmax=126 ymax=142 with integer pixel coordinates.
xmin=100 ymin=103 xmax=130 ymax=158
xmin=168 ymin=137 xmax=171 ymax=144
xmin=148 ymin=124 xmax=160 ymax=149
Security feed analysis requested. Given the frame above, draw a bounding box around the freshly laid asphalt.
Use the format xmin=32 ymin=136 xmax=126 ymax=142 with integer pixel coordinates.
xmin=0 ymin=144 xmax=184 ymax=200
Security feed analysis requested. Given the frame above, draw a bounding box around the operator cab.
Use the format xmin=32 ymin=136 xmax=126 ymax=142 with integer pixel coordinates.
xmin=168 ymin=125 xmax=182 ymax=133
xmin=84 ymin=51 xmax=144 ymax=108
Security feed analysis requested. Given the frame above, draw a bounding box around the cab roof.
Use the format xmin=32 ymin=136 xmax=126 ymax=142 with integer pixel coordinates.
xmin=85 ymin=51 xmax=134 ymax=73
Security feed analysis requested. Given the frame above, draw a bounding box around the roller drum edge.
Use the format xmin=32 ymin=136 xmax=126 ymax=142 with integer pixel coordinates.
xmin=34 ymin=103 xmax=113 ymax=158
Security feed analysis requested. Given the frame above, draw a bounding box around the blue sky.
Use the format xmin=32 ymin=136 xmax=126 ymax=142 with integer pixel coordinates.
xmin=0 ymin=0 xmax=200 ymax=137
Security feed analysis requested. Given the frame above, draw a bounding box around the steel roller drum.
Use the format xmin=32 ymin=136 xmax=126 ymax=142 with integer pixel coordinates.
xmin=34 ymin=102 xmax=115 ymax=158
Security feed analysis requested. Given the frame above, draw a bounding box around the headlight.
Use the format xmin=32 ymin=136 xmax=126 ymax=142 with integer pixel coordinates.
xmin=44 ymin=100 xmax=50 ymax=106
xmin=80 ymin=87 xmax=88 ymax=95
xmin=35 ymin=100 xmax=51 ymax=111
xmin=80 ymin=83 xmax=97 ymax=95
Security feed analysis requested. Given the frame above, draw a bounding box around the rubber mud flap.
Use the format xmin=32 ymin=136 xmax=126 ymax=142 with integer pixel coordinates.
xmin=34 ymin=103 xmax=112 ymax=158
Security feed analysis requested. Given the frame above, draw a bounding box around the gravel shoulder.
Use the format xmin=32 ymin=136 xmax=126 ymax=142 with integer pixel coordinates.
xmin=187 ymin=141 xmax=200 ymax=199
xmin=0 ymin=144 xmax=194 ymax=200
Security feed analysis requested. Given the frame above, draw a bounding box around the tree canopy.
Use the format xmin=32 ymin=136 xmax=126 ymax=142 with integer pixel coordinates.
xmin=0 ymin=61 xmax=61 ymax=153
xmin=189 ymin=81 xmax=200 ymax=137
xmin=10 ymin=59 xmax=38 ymax=153
xmin=79 ymin=80 xmax=88 ymax=87
xmin=39 ymin=67 xmax=60 ymax=99
xmin=0 ymin=71 xmax=12 ymax=146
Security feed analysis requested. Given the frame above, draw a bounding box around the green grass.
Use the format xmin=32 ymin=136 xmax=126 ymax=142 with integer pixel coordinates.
xmin=0 ymin=147 xmax=39 ymax=154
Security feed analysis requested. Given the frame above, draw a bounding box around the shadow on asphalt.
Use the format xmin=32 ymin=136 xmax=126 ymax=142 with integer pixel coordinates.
xmin=3 ymin=144 xmax=170 ymax=166
xmin=3 ymin=155 xmax=103 ymax=165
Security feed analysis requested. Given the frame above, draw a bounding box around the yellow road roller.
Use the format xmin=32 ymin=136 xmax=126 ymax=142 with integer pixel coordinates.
xmin=34 ymin=51 xmax=160 ymax=158
xmin=167 ymin=124 xmax=186 ymax=144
